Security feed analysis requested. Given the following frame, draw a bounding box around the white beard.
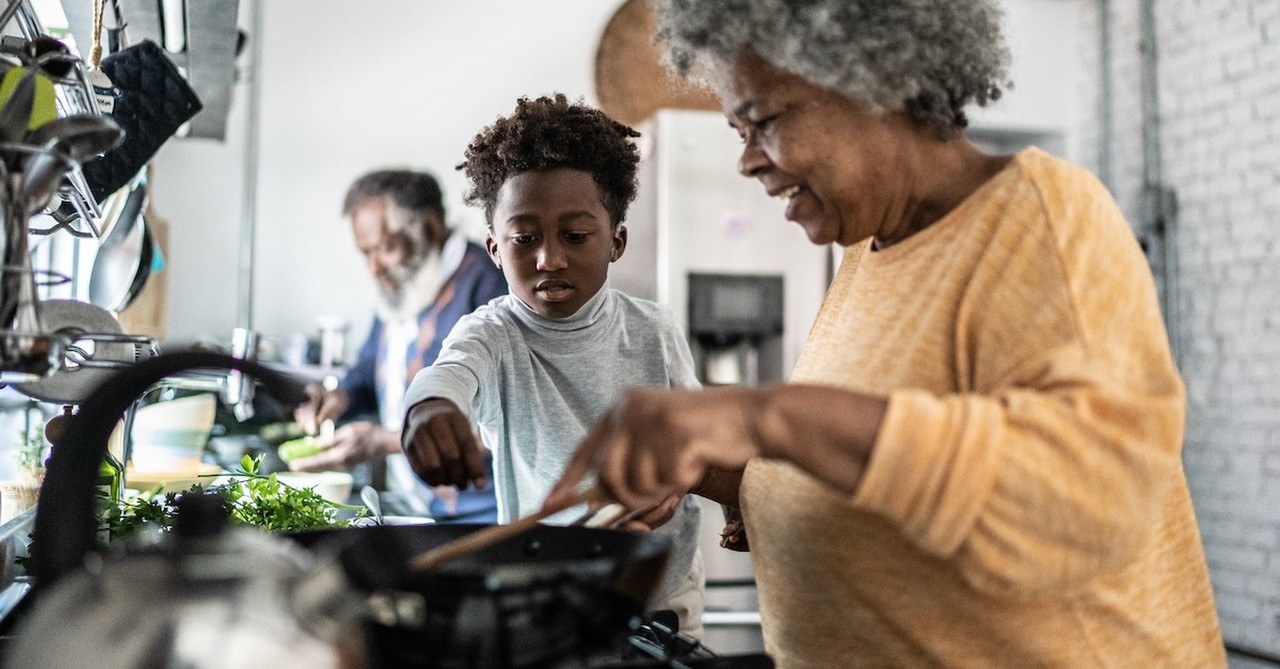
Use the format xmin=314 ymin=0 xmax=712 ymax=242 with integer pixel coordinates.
xmin=373 ymin=249 xmax=444 ymax=324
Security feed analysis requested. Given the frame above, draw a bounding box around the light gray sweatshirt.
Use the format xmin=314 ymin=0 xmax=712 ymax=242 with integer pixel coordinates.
xmin=403 ymin=285 xmax=702 ymax=603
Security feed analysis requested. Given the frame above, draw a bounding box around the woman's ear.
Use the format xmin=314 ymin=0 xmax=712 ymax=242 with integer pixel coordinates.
xmin=610 ymin=224 xmax=628 ymax=262
xmin=485 ymin=233 xmax=502 ymax=269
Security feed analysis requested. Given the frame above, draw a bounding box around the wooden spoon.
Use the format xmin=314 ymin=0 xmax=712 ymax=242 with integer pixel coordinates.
xmin=408 ymin=485 xmax=605 ymax=571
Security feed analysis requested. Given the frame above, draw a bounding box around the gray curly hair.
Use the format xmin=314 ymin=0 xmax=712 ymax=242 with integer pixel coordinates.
xmin=651 ymin=0 xmax=1011 ymax=137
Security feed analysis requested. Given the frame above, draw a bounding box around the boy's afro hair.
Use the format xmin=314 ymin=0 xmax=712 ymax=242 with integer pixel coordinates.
xmin=458 ymin=93 xmax=641 ymax=226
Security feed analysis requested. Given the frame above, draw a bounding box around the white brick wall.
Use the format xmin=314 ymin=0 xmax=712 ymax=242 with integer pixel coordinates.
xmin=1076 ymin=0 xmax=1280 ymax=656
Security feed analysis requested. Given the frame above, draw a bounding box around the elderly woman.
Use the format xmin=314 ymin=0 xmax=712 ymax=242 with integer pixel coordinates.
xmin=547 ymin=0 xmax=1226 ymax=666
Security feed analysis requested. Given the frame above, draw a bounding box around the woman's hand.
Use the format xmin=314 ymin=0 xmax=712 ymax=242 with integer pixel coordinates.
xmin=403 ymin=398 xmax=488 ymax=490
xmin=547 ymin=386 xmax=765 ymax=513
xmin=545 ymin=384 xmax=886 ymax=515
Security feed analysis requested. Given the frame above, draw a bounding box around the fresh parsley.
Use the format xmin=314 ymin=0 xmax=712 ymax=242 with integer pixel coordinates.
xmin=98 ymin=454 xmax=364 ymax=543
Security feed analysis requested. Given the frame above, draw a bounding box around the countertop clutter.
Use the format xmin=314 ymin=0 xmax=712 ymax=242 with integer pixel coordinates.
xmin=0 ymin=351 xmax=774 ymax=668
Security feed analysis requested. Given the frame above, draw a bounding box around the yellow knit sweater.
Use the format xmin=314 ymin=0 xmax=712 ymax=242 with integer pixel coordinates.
xmin=740 ymin=148 xmax=1224 ymax=668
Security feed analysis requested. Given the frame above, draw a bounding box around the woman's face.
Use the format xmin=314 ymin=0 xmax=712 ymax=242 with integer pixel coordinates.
xmin=486 ymin=168 xmax=626 ymax=319
xmin=713 ymin=51 xmax=922 ymax=247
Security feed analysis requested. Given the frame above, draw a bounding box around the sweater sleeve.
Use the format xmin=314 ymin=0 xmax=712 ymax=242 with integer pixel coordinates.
xmin=853 ymin=166 xmax=1186 ymax=599
xmin=403 ymin=313 xmax=503 ymax=425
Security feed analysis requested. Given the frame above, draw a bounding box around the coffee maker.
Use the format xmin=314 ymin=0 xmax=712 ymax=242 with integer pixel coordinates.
xmin=687 ymin=273 xmax=784 ymax=387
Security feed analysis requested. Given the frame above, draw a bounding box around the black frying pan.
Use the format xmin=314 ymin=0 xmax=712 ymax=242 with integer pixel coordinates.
xmin=289 ymin=522 xmax=671 ymax=669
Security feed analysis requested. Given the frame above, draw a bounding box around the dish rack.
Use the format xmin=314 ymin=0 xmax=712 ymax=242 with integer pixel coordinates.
xmin=0 ymin=0 xmax=157 ymax=386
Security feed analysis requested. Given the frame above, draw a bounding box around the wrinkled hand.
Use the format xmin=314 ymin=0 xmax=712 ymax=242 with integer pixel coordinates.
xmin=289 ymin=421 xmax=391 ymax=472
xmin=546 ymin=386 xmax=762 ymax=513
xmin=294 ymin=384 xmax=349 ymax=435
xmin=403 ymin=398 xmax=487 ymax=490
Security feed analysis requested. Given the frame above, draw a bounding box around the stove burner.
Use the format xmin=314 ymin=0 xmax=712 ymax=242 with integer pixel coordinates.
xmin=586 ymin=613 xmax=774 ymax=669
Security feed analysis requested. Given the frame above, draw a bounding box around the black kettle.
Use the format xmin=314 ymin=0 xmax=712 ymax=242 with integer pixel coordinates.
xmin=5 ymin=351 xmax=366 ymax=669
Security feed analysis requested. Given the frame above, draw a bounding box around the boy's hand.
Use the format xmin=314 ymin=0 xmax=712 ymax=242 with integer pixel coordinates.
xmin=403 ymin=398 xmax=488 ymax=490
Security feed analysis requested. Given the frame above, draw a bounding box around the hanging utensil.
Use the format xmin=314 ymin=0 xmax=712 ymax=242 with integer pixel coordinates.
xmin=23 ymin=113 xmax=124 ymax=160
xmin=88 ymin=176 xmax=147 ymax=311
xmin=115 ymin=214 xmax=153 ymax=311
xmin=21 ymin=114 xmax=124 ymax=217
xmin=360 ymin=485 xmax=384 ymax=525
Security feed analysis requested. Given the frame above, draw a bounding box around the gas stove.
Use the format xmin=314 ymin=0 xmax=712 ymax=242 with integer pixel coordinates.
xmin=579 ymin=613 xmax=774 ymax=669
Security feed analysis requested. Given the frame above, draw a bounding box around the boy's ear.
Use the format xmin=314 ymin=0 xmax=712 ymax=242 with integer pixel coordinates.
xmin=485 ymin=233 xmax=502 ymax=269
xmin=610 ymin=224 xmax=628 ymax=262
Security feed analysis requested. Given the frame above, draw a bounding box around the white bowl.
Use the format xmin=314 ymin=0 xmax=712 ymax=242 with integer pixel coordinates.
xmin=132 ymin=393 xmax=217 ymax=430
xmin=124 ymin=464 xmax=224 ymax=494
xmin=353 ymin=515 xmax=436 ymax=527
xmin=130 ymin=394 xmax=217 ymax=472
xmin=273 ymin=471 xmax=354 ymax=505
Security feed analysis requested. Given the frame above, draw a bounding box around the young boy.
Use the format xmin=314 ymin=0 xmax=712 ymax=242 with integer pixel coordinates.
xmin=400 ymin=94 xmax=704 ymax=635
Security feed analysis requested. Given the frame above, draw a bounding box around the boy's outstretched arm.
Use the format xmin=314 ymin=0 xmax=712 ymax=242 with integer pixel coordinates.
xmin=403 ymin=398 xmax=488 ymax=490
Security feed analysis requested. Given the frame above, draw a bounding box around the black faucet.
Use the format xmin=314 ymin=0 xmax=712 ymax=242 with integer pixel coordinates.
xmin=30 ymin=350 xmax=307 ymax=591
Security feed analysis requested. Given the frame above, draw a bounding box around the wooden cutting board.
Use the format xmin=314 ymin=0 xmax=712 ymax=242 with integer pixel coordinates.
xmin=594 ymin=0 xmax=721 ymax=128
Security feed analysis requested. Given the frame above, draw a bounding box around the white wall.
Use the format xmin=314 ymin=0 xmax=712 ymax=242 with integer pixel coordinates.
xmin=146 ymin=0 xmax=1084 ymax=362
xmin=1073 ymin=0 xmax=1280 ymax=659
xmin=972 ymin=0 xmax=1087 ymax=160
xmin=150 ymin=0 xmax=627 ymax=356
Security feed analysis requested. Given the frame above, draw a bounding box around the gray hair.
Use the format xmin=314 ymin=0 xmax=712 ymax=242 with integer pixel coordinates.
xmin=651 ymin=0 xmax=1011 ymax=137
xmin=342 ymin=169 xmax=446 ymax=222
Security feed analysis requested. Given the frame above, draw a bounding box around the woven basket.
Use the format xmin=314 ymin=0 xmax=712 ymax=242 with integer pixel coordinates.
xmin=594 ymin=0 xmax=721 ymax=128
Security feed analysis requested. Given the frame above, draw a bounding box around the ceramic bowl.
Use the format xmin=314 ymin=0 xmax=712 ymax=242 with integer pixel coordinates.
xmin=274 ymin=471 xmax=354 ymax=505
xmin=130 ymin=393 xmax=217 ymax=473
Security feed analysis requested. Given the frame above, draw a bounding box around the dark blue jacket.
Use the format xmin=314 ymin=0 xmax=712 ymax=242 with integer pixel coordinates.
xmin=340 ymin=241 xmax=506 ymax=522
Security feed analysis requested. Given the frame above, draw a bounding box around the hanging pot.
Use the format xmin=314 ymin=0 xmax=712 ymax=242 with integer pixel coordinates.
xmin=88 ymin=175 xmax=147 ymax=312
xmin=116 ymin=212 xmax=154 ymax=310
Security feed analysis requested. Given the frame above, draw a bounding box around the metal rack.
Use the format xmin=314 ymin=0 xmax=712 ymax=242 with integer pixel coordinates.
xmin=0 ymin=0 xmax=155 ymax=386
xmin=0 ymin=0 xmax=105 ymax=237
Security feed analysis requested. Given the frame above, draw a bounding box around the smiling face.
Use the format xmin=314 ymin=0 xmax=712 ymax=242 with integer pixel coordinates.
xmin=713 ymin=50 xmax=928 ymax=248
xmin=485 ymin=168 xmax=626 ymax=319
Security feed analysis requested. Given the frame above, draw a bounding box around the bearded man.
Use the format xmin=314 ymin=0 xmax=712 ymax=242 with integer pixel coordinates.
xmin=293 ymin=169 xmax=506 ymax=521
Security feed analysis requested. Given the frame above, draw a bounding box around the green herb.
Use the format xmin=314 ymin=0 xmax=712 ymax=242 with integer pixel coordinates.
xmin=15 ymin=424 xmax=44 ymax=478
xmin=95 ymin=454 xmax=364 ymax=544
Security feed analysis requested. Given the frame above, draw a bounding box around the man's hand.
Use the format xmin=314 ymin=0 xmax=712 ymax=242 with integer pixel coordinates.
xmin=294 ymin=383 xmax=350 ymax=435
xmin=289 ymin=421 xmax=395 ymax=472
xmin=403 ymin=398 xmax=488 ymax=490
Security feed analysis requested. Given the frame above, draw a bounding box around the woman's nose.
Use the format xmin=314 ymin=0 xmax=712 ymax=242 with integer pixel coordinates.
xmin=737 ymin=138 xmax=769 ymax=178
